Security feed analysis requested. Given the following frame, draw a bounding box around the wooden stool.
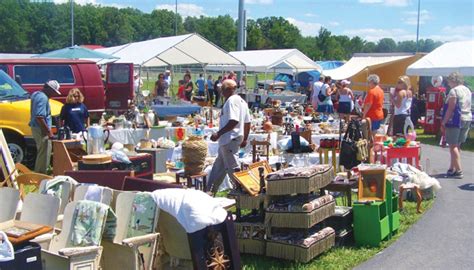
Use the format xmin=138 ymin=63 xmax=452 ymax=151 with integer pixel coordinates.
xmin=374 ymin=144 xmax=421 ymax=169
xmin=399 ymin=183 xmax=422 ymax=213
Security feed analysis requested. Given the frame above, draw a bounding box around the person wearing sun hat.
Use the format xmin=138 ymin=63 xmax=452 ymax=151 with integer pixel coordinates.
xmin=29 ymin=80 xmax=61 ymax=173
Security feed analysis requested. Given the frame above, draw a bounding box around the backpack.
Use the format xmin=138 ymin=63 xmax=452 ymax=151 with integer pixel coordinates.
xmin=317 ymin=88 xmax=326 ymax=102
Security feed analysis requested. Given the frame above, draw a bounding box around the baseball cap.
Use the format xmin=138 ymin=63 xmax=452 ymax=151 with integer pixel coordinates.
xmin=341 ymin=79 xmax=351 ymax=85
xmin=45 ymin=80 xmax=61 ymax=95
xmin=222 ymin=79 xmax=237 ymax=89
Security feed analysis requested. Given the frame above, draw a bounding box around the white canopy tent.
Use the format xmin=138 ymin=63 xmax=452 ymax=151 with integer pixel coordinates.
xmin=406 ymin=40 xmax=474 ymax=76
xmin=323 ymin=53 xmax=414 ymax=80
xmin=207 ymin=49 xmax=321 ymax=73
xmin=96 ymin=33 xmax=244 ymax=67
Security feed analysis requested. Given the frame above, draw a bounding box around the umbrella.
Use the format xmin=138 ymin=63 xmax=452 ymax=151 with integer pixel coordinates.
xmin=36 ymin=45 xmax=119 ymax=61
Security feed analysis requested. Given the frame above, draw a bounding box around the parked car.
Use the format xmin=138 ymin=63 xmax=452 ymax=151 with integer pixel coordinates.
xmin=0 ymin=70 xmax=62 ymax=166
xmin=257 ymin=71 xmax=320 ymax=91
xmin=0 ymin=59 xmax=135 ymax=115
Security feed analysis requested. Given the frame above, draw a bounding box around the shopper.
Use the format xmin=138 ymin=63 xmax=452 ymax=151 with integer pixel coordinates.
xmin=363 ymin=74 xmax=385 ymax=132
xmin=154 ymin=73 xmax=167 ymax=97
xmin=29 ymin=80 xmax=61 ymax=174
xmin=442 ymin=72 xmax=472 ymax=178
xmin=337 ymin=80 xmax=354 ymax=122
xmin=317 ymin=76 xmax=335 ymax=114
xmin=60 ymin=88 xmax=90 ymax=133
xmin=207 ymin=79 xmax=251 ymax=194
xmin=392 ymin=75 xmax=413 ymax=136
xmin=183 ymin=74 xmax=193 ymax=101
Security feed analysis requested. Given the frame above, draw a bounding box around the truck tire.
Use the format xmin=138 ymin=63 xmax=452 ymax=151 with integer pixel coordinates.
xmin=4 ymin=132 xmax=35 ymax=168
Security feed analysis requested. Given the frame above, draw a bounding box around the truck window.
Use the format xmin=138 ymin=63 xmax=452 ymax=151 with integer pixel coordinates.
xmin=108 ymin=64 xmax=130 ymax=84
xmin=14 ymin=65 xmax=75 ymax=84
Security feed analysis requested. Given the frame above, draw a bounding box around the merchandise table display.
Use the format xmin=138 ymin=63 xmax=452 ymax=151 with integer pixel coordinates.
xmin=245 ymin=93 xmax=307 ymax=104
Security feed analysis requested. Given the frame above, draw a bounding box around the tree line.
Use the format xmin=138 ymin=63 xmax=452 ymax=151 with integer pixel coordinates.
xmin=0 ymin=0 xmax=443 ymax=60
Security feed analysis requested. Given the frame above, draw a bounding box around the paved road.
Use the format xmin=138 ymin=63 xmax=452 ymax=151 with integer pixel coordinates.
xmin=357 ymin=144 xmax=474 ymax=270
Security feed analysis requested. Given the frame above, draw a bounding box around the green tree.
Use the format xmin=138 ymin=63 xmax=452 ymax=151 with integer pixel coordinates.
xmin=376 ymin=38 xmax=397 ymax=52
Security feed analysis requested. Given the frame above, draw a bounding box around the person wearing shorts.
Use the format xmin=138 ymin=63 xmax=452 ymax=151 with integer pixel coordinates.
xmin=363 ymin=74 xmax=385 ymax=132
xmin=441 ymin=72 xmax=472 ymax=178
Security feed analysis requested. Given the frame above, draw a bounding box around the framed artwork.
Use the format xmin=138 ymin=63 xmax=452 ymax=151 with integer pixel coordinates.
xmin=358 ymin=169 xmax=386 ymax=202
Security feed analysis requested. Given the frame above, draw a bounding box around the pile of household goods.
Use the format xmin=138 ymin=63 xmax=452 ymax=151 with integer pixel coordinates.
xmin=230 ymin=163 xmax=336 ymax=262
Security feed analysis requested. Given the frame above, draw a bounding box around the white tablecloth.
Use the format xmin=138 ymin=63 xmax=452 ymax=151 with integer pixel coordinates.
xmin=108 ymin=126 xmax=218 ymax=145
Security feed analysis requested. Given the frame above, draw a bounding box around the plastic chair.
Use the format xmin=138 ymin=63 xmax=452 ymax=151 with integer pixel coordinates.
xmin=20 ymin=193 xmax=60 ymax=228
xmin=102 ymin=191 xmax=159 ymax=270
xmin=41 ymin=201 xmax=109 ymax=270
xmin=0 ymin=187 xmax=20 ymax=222
xmin=39 ymin=179 xmax=74 ymax=215
xmin=15 ymin=173 xmax=53 ymax=200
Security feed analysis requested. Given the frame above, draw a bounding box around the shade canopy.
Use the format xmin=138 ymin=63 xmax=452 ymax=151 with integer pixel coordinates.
xmin=316 ymin=61 xmax=345 ymax=70
xmin=96 ymin=33 xmax=243 ymax=67
xmin=207 ymin=49 xmax=321 ymax=73
xmin=36 ymin=45 xmax=119 ymax=61
xmin=406 ymin=40 xmax=474 ymax=76
xmin=323 ymin=53 xmax=424 ymax=91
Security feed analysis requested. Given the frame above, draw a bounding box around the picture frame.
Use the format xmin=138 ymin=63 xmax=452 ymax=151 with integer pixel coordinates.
xmin=358 ymin=169 xmax=386 ymax=202
xmin=233 ymin=170 xmax=261 ymax=196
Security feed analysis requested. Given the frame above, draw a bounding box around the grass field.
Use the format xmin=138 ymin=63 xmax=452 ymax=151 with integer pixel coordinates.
xmin=241 ymin=199 xmax=434 ymax=270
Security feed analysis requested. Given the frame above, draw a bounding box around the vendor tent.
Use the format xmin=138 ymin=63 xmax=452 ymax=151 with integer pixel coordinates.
xmin=207 ymin=49 xmax=321 ymax=73
xmin=96 ymin=33 xmax=243 ymax=67
xmin=406 ymin=40 xmax=474 ymax=76
xmin=323 ymin=53 xmax=424 ymax=91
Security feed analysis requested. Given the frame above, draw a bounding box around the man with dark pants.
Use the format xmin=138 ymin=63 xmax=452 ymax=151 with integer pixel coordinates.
xmin=207 ymin=79 xmax=251 ymax=194
xmin=29 ymin=80 xmax=61 ymax=173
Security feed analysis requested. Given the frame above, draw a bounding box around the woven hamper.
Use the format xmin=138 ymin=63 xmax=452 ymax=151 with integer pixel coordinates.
xmin=235 ymin=221 xmax=267 ymax=255
xmin=265 ymin=201 xmax=336 ymax=229
xmin=228 ymin=190 xmax=267 ymax=209
xmin=266 ymin=231 xmax=335 ymax=263
xmin=182 ymin=135 xmax=208 ymax=176
xmin=266 ymin=166 xmax=334 ymax=195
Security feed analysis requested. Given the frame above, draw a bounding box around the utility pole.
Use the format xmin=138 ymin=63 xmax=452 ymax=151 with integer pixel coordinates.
xmin=175 ymin=0 xmax=178 ymax=36
xmin=71 ymin=0 xmax=74 ymax=46
xmin=237 ymin=0 xmax=245 ymax=51
xmin=415 ymin=0 xmax=421 ymax=52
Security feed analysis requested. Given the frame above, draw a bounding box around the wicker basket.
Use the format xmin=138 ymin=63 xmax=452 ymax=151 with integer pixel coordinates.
xmin=265 ymin=201 xmax=335 ymax=229
xmin=228 ymin=190 xmax=267 ymax=209
xmin=266 ymin=166 xmax=334 ymax=195
xmin=235 ymin=221 xmax=267 ymax=255
xmin=265 ymin=232 xmax=335 ymax=263
xmin=182 ymin=135 xmax=208 ymax=176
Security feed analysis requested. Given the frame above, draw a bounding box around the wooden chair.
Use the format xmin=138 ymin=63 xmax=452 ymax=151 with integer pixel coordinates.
xmin=41 ymin=201 xmax=109 ymax=270
xmin=1 ymin=163 xmax=32 ymax=188
xmin=15 ymin=172 xmax=53 ymax=200
xmin=250 ymin=139 xmax=271 ymax=163
xmin=175 ymin=171 xmax=208 ymax=191
xmin=73 ymin=185 xmax=114 ymax=206
xmin=0 ymin=187 xmax=20 ymax=222
xmin=20 ymin=193 xmax=60 ymax=228
xmin=102 ymin=192 xmax=159 ymax=270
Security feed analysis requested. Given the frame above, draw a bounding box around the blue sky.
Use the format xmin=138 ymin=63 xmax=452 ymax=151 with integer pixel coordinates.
xmin=59 ymin=0 xmax=473 ymax=42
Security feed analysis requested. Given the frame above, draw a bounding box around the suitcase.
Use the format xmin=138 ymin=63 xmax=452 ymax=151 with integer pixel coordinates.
xmin=0 ymin=241 xmax=42 ymax=270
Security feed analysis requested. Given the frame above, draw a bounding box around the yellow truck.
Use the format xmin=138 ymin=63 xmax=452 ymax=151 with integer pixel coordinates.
xmin=0 ymin=70 xmax=62 ymax=167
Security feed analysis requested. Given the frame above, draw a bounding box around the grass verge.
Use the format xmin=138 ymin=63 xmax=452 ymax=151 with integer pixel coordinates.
xmin=241 ymin=199 xmax=434 ymax=270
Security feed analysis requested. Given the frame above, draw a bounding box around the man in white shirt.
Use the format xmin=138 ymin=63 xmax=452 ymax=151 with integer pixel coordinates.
xmin=311 ymin=75 xmax=324 ymax=109
xmin=207 ymin=79 xmax=251 ymax=194
xmin=164 ymin=70 xmax=171 ymax=96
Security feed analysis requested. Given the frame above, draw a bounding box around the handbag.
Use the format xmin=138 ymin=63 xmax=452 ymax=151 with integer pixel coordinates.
xmin=442 ymin=88 xmax=462 ymax=128
xmin=318 ymin=88 xmax=326 ymax=102
xmin=339 ymin=121 xmax=362 ymax=169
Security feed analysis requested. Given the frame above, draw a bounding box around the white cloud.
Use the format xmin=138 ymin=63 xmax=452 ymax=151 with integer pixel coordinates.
xmin=329 ymin=21 xmax=340 ymax=27
xmin=402 ymin=9 xmax=431 ymax=25
xmin=156 ymin=3 xmax=206 ymax=18
xmin=245 ymin=0 xmax=274 ymax=4
xmin=287 ymin=18 xmax=322 ymax=37
xmin=304 ymin=13 xmax=317 ymax=18
xmin=359 ymin=0 xmax=409 ymax=7
xmin=438 ymin=25 xmax=474 ymax=41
